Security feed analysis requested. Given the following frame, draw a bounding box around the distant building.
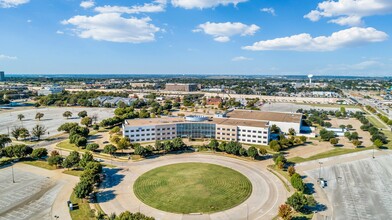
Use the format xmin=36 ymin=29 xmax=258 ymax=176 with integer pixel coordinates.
xmin=89 ymin=96 xmax=137 ymax=107
xmin=207 ymin=97 xmax=223 ymax=106
xmin=165 ymin=83 xmax=198 ymax=92
xmin=130 ymin=82 xmax=157 ymax=89
xmin=0 ymin=71 xmax=4 ymax=82
xmin=37 ymin=86 xmax=64 ymax=96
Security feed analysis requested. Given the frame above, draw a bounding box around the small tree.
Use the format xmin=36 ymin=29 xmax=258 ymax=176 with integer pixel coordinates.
xmin=78 ymin=110 xmax=88 ymax=118
xmin=271 ymin=124 xmax=280 ymax=133
xmin=117 ymin=137 xmax=131 ymax=152
xmin=208 ymin=139 xmax=219 ymax=151
xmin=134 ymin=145 xmax=146 ymax=156
xmin=79 ymin=152 xmax=94 ymax=168
xmin=48 ymin=155 xmax=63 ymax=168
xmin=299 ymin=136 xmax=307 ymax=143
xmin=63 ymin=111 xmax=73 ymax=119
xmin=74 ymin=180 xmax=93 ymax=199
xmin=86 ymin=143 xmax=99 ymax=151
xmin=287 ymin=166 xmax=296 ymax=177
xmin=290 ymin=173 xmax=305 ymax=192
xmin=270 ymin=140 xmax=281 ymax=152
xmin=330 ymin=138 xmax=339 ymax=146
xmin=247 ymin=146 xmax=258 ymax=159
xmin=339 ymin=125 xmax=346 ymax=130
xmin=239 ymin=148 xmax=247 ymax=156
xmin=17 ymin=114 xmax=25 ymax=121
xmin=288 ymin=128 xmax=296 ymax=136
xmin=104 ymin=144 xmax=117 ymax=155
xmin=347 ymin=124 xmax=353 ymax=130
xmin=32 ymin=124 xmax=47 ymax=141
xmin=278 ymin=204 xmax=293 ymax=220
xmin=374 ymin=139 xmax=383 ymax=148
xmin=0 ymin=134 xmax=12 ymax=148
xmin=31 ymin=148 xmax=48 ymax=159
xmin=352 ymin=140 xmax=362 ymax=148
xmin=81 ymin=117 xmax=92 ymax=127
xmin=35 ymin=112 xmax=44 ymax=121
xmin=286 ymin=192 xmax=308 ymax=212
xmin=259 ymin=148 xmax=267 ymax=155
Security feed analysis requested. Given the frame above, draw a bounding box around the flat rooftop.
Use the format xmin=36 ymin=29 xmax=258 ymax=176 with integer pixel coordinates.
xmin=226 ymin=110 xmax=302 ymax=123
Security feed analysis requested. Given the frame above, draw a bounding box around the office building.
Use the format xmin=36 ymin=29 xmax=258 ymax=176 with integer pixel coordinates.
xmin=165 ymin=83 xmax=198 ymax=92
xmin=0 ymin=71 xmax=5 ymax=81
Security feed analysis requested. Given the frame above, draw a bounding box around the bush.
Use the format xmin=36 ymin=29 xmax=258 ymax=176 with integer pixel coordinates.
xmin=286 ymin=192 xmax=308 ymax=212
xmin=31 ymin=148 xmax=48 ymax=159
xmin=290 ymin=173 xmax=305 ymax=192
xmin=86 ymin=143 xmax=99 ymax=151
xmin=75 ymin=137 xmax=88 ymax=148
xmin=247 ymin=146 xmax=258 ymax=158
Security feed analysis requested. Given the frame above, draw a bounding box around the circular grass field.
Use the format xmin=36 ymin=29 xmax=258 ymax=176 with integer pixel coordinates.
xmin=133 ymin=162 xmax=252 ymax=214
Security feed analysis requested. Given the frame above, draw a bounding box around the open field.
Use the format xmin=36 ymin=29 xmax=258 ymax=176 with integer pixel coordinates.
xmin=0 ymin=107 xmax=114 ymax=137
xmin=302 ymin=151 xmax=392 ymax=220
xmin=134 ymin=162 xmax=252 ymax=214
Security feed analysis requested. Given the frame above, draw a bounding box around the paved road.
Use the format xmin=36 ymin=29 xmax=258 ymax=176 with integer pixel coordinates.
xmin=97 ymin=153 xmax=287 ymax=220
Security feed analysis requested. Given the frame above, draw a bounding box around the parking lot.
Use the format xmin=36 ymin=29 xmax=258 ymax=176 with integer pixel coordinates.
xmin=302 ymin=151 xmax=392 ymax=220
xmin=0 ymin=107 xmax=114 ymax=138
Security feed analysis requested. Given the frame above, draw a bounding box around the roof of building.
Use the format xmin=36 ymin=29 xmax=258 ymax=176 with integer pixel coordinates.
xmin=212 ymin=118 xmax=269 ymax=128
xmin=226 ymin=110 xmax=302 ymax=123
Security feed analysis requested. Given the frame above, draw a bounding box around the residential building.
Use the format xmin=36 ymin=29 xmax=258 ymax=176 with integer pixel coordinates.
xmin=165 ymin=83 xmax=198 ymax=92
xmin=207 ymin=97 xmax=223 ymax=106
xmin=122 ymin=109 xmax=303 ymax=145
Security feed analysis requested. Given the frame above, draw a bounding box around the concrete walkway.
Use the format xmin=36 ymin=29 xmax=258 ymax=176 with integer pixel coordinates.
xmin=97 ymin=153 xmax=288 ymax=220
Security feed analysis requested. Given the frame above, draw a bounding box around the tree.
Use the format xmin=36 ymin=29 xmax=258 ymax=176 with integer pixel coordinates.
xmin=278 ymin=204 xmax=293 ymax=220
xmin=134 ymin=145 xmax=146 ymax=156
xmin=239 ymin=148 xmax=247 ymax=156
xmin=110 ymin=126 xmax=121 ymax=135
xmin=117 ymin=137 xmax=131 ymax=152
xmin=17 ymin=114 xmax=25 ymax=121
xmin=290 ymin=173 xmax=305 ymax=192
xmin=78 ymin=110 xmax=88 ymax=118
xmin=352 ymin=140 xmax=362 ymax=148
xmin=155 ymin=141 xmax=163 ymax=151
xmin=104 ymin=144 xmax=117 ymax=155
xmin=319 ymin=129 xmax=335 ymax=141
xmin=218 ymin=142 xmax=226 ymax=152
xmin=19 ymin=128 xmax=30 ymax=140
xmin=48 ymin=155 xmax=63 ymax=168
xmin=64 ymin=151 xmax=81 ymax=169
xmin=247 ymin=146 xmax=258 ymax=159
xmin=81 ymin=117 xmax=92 ymax=127
xmin=324 ymin=122 xmax=332 ymax=128
xmin=11 ymin=127 xmax=21 ymax=140
xmin=347 ymin=124 xmax=353 ymax=130
xmin=32 ymin=124 xmax=47 ymax=141
xmin=86 ymin=143 xmax=99 ymax=152
xmin=31 ymin=148 xmax=48 ymax=159
xmin=288 ymin=128 xmax=296 ymax=136
xmin=75 ymin=137 xmax=88 ymax=148
xmin=208 ymin=139 xmax=219 ymax=151
xmin=110 ymin=135 xmax=121 ymax=144
xmin=330 ymin=138 xmax=339 ymax=146
xmin=35 ymin=112 xmax=44 ymax=121
xmin=286 ymin=192 xmax=308 ymax=212
xmin=288 ymin=166 xmax=296 ymax=177
xmin=339 ymin=125 xmax=346 ymax=130
xmin=259 ymin=148 xmax=267 ymax=155
xmin=172 ymin=137 xmax=185 ymax=150
xmin=74 ymin=180 xmax=93 ymax=199
xmin=79 ymin=152 xmax=94 ymax=168
xmin=0 ymin=134 xmax=12 ymax=148
xmin=299 ymin=136 xmax=307 ymax=143
xmin=58 ymin=123 xmax=79 ymax=133
xmin=270 ymin=140 xmax=281 ymax=152
xmin=63 ymin=111 xmax=72 ymax=119
xmin=374 ymin=139 xmax=383 ymax=148
xmin=271 ymin=124 xmax=280 ymax=133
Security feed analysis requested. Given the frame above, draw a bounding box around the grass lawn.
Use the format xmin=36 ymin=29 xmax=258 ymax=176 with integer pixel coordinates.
xmin=63 ymin=170 xmax=84 ymax=176
xmin=289 ymin=147 xmax=371 ymax=164
xmin=133 ymin=162 xmax=252 ymax=214
xmin=300 ymin=103 xmax=360 ymax=109
xmin=22 ymin=160 xmax=57 ymax=170
xmin=69 ymin=192 xmax=95 ymax=220
xmin=366 ymin=116 xmax=387 ymax=129
xmin=57 ymin=140 xmax=87 ymax=152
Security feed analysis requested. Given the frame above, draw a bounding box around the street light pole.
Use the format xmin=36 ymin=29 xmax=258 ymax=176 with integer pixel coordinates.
xmin=318 ymin=162 xmax=323 ymax=181
xmin=373 ymin=144 xmax=375 ymax=159
xmin=11 ymin=162 xmax=15 ymax=183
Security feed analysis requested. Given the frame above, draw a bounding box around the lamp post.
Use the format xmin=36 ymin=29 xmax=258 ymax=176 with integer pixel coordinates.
xmin=11 ymin=162 xmax=15 ymax=183
xmin=318 ymin=162 xmax=323 ymax=182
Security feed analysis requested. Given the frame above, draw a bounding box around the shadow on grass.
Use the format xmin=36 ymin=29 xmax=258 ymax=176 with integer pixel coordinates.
xmin=95 ymin=190 xmax=116 ymax=203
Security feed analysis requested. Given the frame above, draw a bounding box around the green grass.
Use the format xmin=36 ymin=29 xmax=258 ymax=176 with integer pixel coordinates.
xmin=22 ymin=160 xmax=57 ymax=170
xmin=57 ymin=140 xmax=87 ymax=152
xmin=367 ymin=116 xmax=387 ymax=129
xmin=289 ymin=147 xmax=371 ymax=163
xmin=133 ymin=162 xmax=252 ymax=214
xmin=300 ymin=103 xmax=360 ymax=109
xmin=63 ymin=170 xmax=84 ymax=176
xmin=69 ymin=192 xmax=95 ymax=220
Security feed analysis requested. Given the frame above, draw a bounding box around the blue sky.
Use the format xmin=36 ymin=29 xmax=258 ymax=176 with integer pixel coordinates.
xmin=0 ymin=0 xmax=392 ymax=76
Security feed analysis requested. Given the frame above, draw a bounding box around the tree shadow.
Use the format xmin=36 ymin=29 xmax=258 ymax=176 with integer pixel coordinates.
xmin=95 ymin=190 xmax=116 ymax=203
xmin=101 ymin=168 xmax=125 ymax=188
xmin=304 ymin=182 xmax=315 ymax=195
xmin=88 ymin=135 xmax=102 ymax=141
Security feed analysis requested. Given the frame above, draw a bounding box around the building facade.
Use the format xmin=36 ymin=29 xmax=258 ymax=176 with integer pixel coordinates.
xmin=37 ymin=86 xmax=64 ymax=96
xmin=165 ymin=83 xmax=198 ymax=92
xmin=123 ymin=110 xmax=302 ymax=145
xmin=0 ymin=71 xmax=4 ymax=82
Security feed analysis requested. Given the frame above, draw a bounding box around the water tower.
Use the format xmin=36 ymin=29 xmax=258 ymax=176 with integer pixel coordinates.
xmin=307 ymin=74 xmax=313 ymax=85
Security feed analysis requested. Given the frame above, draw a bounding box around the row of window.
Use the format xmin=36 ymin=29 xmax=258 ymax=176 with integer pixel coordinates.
xmin=217 ymin=128 xmax=236 ymax=131
xmin=240 ymin=139 xmax=267 ymax=144
xmin=157 ymin=132 xmax=176 ymax=136
xmin=217 ymin=132 xmax=236 ymax=136
xmin=240 ymin=134 xmax=268 ymax=139
xmin=127 ymin=127 xmax=175 ymax=133
xmin=239 ymin=130 xmax=268 ymax=134
xmin=217 ymin=137 xmax=236 ymax=141
xmin=129 ymin=136 xmax=176 ymax=142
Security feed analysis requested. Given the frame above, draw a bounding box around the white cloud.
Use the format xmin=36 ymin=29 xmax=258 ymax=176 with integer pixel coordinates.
xmin=0 ymin=54 xmax=17 ymax=60
xmin=27 ymin=19 xmax=32 ymax=23
xmin=95 ymin=0 xmax=166 ymax=14
xmin=304 ymin=0 xmax=392 ymax=26
xmin=260 ymin=7 xmax=275 ymax=16
xmin=194 ymin=22 xmax=260 ymax=42
xmin=232 ymin=56 xmax=253 ymax=61
xmin=0 ymin=0 xmax=29 ymax=8
xmin=80 ymin=0 xmax=95 ymax=9
xmin=56 ymin=30 xmax=64 ymax=35
xmin=62 ymin=13 xmax=160 ymax=43
xmin=171 ymin=0 xmax=247 ymax=9
xmin=243 ymin=27 xmax=388 ymax=52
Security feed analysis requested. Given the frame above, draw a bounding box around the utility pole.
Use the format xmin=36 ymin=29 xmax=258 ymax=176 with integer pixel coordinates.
xmin=11 ymin=162 xmax=15 ymax=183
xmin=318 ymin=162 xmax=323 ymax=182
